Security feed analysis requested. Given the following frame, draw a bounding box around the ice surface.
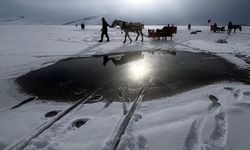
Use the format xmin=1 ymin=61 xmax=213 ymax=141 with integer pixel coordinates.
xmin=0 ymin=25 xmax=250 ymax=150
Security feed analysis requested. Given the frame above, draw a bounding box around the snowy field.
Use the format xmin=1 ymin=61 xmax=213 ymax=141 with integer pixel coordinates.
xmin=0 ymin=25 xmax=250 ymax=150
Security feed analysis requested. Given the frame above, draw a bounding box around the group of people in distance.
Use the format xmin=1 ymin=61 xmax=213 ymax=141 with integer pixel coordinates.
xmin=211 ymin=21 xmax=234 ymax=35
xmin=188 ymin=21 xmax=237 ymax=36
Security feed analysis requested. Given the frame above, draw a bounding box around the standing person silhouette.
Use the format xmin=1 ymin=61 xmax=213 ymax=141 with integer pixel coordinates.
xmin=188 ymin=24 xmax=191 ymax=30
xmin=99 ymin=17 xmax=111 ymax=42
xmin=213 ymin=23 xmax=217 ymax=32
xmin=228 ymin=21 xmax=233 ymax=35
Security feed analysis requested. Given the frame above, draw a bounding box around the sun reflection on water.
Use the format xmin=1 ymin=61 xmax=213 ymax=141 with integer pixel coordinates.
xmin=128 ymin=59 xmax=151 ymax=81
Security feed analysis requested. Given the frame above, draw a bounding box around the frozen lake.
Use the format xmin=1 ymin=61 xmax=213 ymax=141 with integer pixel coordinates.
xmin=1 ymin=25 xmax=250 ymax=150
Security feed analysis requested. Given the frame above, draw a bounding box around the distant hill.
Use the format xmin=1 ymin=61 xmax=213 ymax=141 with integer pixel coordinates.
xmin=0 ymin=16 xmax=56 ymax=25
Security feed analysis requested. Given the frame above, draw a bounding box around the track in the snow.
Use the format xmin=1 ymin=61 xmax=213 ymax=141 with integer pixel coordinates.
xmin=4 ymin=91 xmax=96 ymax=150
xmin=109 ymin=78 xmax=152 ymax=150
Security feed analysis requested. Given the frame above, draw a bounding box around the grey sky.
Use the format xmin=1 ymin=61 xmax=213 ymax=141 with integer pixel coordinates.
xmin=0 ymin=0 xmax=249 ymax=25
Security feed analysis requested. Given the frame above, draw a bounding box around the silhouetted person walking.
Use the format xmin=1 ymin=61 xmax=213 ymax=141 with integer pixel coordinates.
xmin=213 ymin=23 xmax=217 ymax=32
xmin=228 ymin=21 xmax=233 ymax=35
xmin=188 ymin=24 xmax=191 ymax=30
xmin=99 ymin=17 xmax=111 ymax=42
xmin=81 ymin=23 xmax=85 ymax=30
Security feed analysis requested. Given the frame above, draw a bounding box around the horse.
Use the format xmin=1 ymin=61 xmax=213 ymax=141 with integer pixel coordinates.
xmin=111 ymin=20 xmax=144 ymax=43
xmin=229 ymin=25 xmax=242 ymax=33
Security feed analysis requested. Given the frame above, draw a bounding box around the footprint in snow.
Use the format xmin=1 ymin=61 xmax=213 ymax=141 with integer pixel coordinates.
xmin=183 ymin=95 xmax=223 ymax=150
xmin=133 ymin=113 xmax=142 ymax=122
xmin=233 ymin=89 xmax=243 ymax=101
xmin=208 ymin=95 xmax=221 ymax=108
xmin=44 ymin=110 xmax=62 ymax=118
xmin=28 ymin=138 xmax=50 ymax=149
xmin=183 ymin=119 xmax=202 ymax=150
xmin=234 ymin=89 xmax=240 ymax=98
xmin=209 ymin=95 xmax=218 ymax=103
xmin=137 ymin=134 xmax=149 ymax=150
xmin=224 ymin=87 xmax=244 ymax=101
xmin=223 ymin=87 xmax=234 ymax=92
xmin=71 ymin=118 xmax=90 ymax=129
xmin=116 ymin=133 xmax=149 ymax=150
xmin=243 ymin=91 xmax=250 ymax=96
xmin=204 ymin=111 xmax=228 ymax=149
xmin=31 ymin=118 xmax=89 ymax=149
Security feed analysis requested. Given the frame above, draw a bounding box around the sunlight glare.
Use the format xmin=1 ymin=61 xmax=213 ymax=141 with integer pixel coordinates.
xmin=128 ymin=59 xmax=151 ymax=81
xmin=126 ymin=0 xmax=152 ymax=7
xmin=123 ymin=0 xmax=181 ymax=13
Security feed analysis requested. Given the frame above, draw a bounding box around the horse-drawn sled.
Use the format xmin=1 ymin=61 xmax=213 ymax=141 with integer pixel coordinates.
xmin=148 ymin=26 xmax=177 ymax=40
xmin=210 ymin=25 xmax=226 ymax=32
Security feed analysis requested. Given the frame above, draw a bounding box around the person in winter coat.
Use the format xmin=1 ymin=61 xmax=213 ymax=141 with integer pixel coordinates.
xmin=99 ymin=17 xmax=111 ymax=42
xmin=228 ymin=21 xmax=233 ymax=35
xmin=188 ymin=24 xmax=191 ymax=30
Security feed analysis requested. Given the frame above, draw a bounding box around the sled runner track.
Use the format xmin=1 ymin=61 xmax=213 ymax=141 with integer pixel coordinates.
xmin=109 ymin=78 xmax=153 ymax=150
xmin=4 ymin=91 xmax=96 ymax=150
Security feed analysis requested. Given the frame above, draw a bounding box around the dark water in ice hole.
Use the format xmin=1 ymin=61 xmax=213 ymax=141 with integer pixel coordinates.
xmin=16 ymin=50 xmax=249 ymax=102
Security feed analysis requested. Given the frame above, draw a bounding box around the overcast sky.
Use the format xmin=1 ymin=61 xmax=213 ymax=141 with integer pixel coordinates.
xmin=0 ymin=0 xmax=249 ymax=25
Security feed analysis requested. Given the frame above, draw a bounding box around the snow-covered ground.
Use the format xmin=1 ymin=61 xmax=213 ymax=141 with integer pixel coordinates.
xmin=0 ymin=25 xmax=250 ymax=150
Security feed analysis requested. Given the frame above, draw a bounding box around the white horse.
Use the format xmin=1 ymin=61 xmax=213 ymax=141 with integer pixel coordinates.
xmin=111 ymin=20 xmax=144 ymax=43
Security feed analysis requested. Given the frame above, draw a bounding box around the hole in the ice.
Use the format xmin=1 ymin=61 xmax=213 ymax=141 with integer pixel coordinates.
xmin=72 ymin=118 xmax=89 ymax=128
xmin=16 ymin=50 xmax=250 ymax=102
xmin=45 ymin=110 xmax=61 ymax=118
